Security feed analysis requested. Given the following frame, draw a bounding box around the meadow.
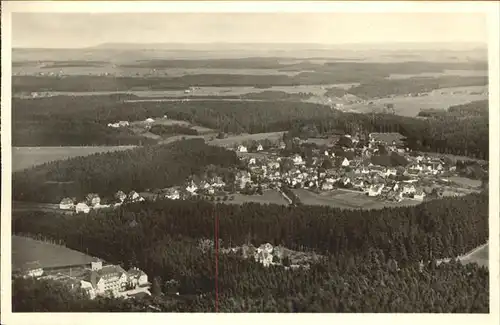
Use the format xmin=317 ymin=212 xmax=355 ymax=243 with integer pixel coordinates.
xmin=347 ymin=85 xmax=488 ymax=117
xmin=293 ymin=188 xmax=421 ymax=210
xmin=12 ymin=146 xmax=136 ymax=172
xmin=12 ymin=235 xmax=96 ymax=271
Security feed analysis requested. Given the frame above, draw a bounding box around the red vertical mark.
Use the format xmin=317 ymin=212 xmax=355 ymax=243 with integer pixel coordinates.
xmin=214 ymin=207 xmax=219 ymax=312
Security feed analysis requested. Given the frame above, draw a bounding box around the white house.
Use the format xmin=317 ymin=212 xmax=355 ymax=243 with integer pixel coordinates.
xmin=21 ymin=261 xmax=44 ymax=278
xmin=402 ymin=185 xmax=416 ymax=194
xmin=85 ymin=263 xmax=129 ymax=297
xmin=86 ymin=193 xmax=101 ymax=207
xmin=164 ymin=188 xmax=180 ymax=200
xmin=341 ymin=158 xmax=350 ymax=167
xmin=186 ymin=182 xmax=198 ymax=194
xmin=127 ymin=267 xmax=149 ymax=288
xmin=107 ymin=123 xmax=120 ymax=128
xmin=59 ymin=197 xmax=75 ymax=210
xmin=324 ymin=150 xmax=329 ymax=156
xmin=249 ymin=158 xmax=256 ymax=165
xmin=237 ymin=145 xmax=248 ymax=153
xmin=118 ymin=121 xmax=130 ymax=127
xmin=368 ymin=184 xmax=385 ymax=197
xmin=256 ymin=144 xmax=264 ymax=151
xmin=384 ymin=169 xmax=397 ymax=177
xmin=115 ymin=191 xmax=127 ymax=203
xmin=255 ymin=243 xmax=274 ymax=267
xmin=127 ymin=191 xmax=145 ymax=202
xmin=75 ymin=202 xmax=90 ymax=214
xmin=293 ymin=155 xmax=304 ymax=165
xmin=145 ymin=118 xmax=155 ymax=124
xmin=414 ymin=191 xmax=426 ymax=201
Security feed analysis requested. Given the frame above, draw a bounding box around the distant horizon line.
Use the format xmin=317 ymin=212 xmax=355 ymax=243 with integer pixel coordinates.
xmin=13 ymin=41 xmax=488 ymax=50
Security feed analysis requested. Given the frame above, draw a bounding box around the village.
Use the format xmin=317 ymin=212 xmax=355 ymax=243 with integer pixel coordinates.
xmin=57 ymin=130 xmax=484 ymax=214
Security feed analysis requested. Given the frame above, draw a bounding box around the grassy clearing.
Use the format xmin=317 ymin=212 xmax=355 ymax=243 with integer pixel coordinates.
xmin=293 ymin=188 xmax=420 ymax=210
xmin=12 ymin=146 xmax=136 ymax=172
xmin=460 ymin=244 xmax=488 ymax=268
xmin=12 ymin=235 xmax=95 ymax=270
xmin=225 ymin=189 xmax=288 ymax=206
xmin=386 ymin=69 xmax=488 ymax=79
xmin=348 ymin=85 xmax=488 ymax=117
xmin=448 ymin=176 xmax=482 ymax=189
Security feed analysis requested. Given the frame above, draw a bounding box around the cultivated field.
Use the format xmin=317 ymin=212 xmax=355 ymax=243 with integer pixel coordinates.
xmin=386 ymin=69 xmax=488 ymax=79
xmin=293 ymin=188 xmax=421 ymax=210
xmin=17 ymin=83 xmax=359 ymax=99
xmin=347 ymin=85 xmax=488 ymax=117
xmin=12 ymin=235 xmax=96 ymax=271
xmin=12 ymin=146 xmax=136 ymax=172
xmin=225 ymin=189 xmax=288 ymax=206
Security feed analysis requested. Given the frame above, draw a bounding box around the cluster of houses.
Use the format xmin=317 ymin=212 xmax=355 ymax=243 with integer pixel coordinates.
xmin=59 ymin=131 xmax=476 ymax=213
xmin=107 ymin=120 xmax=130 ymax=128
xmin=59 ymin=190 xmax=146 ymax=213
xmin=222 ymin=242 xmax=318 ymax=270
xmin=228 ymin=132 xmax=467 ymax=203
xmin=19 ymin=259 xmax=150 ymax=300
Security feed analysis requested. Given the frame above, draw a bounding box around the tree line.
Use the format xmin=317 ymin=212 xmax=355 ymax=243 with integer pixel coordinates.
xmin=13 ymin=139 xmax=239 ymax=203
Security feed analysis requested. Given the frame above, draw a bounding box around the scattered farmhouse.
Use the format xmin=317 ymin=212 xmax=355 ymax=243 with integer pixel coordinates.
xmin=59 ymin=198 xmax=75 ymax=210
xmin=75 ymin=202 xmax=91 ymax=214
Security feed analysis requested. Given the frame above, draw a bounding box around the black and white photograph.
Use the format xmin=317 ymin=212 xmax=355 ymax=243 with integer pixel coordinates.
xmin=1 ymin=1 xmax=499 ymax=322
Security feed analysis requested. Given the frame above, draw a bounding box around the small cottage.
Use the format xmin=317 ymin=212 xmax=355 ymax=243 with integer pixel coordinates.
xmin=59 ymin=197 xmax=75 ymax=210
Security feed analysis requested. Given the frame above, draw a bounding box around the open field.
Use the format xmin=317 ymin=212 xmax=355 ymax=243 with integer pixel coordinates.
xmin=13 ymin=66 xmax=306 ymax=77
xmin=460 ymin=243 xmax=488 ymax=268
xmin=12 ymin=235 xmax=96 ymax=271
xmin=293 ymin=188 xmax=421 ymax=210
xmin=14 ymin=83 xmax=359 ymax=99
xmin=208 ymin=132 xmax=285 ymax=148
xmin=225 ymin=190 xmax=288 ymax=206
xmin=13 ymin=146 xmax=136 ymax=172
xmin=448 ymin=176 xmax=482 ymax=189
xmin=387 ymin=69 xmax=488 ymax=79
xmin=347 ymin=85 xmax=488 ymax=117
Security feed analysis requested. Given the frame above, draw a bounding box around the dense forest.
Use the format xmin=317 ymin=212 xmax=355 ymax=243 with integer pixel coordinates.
xmin=149 ymin=124 xmax=199 ymax=136
xmin=12 ymin=191 xmax=489 ymax=312
xmin=13 ymin=139 xmax=239 ymax=203
xmin=13 ymin=96 xmax=489 ymax=160
xmin=418 ymin=100 xmax=488 ymax=118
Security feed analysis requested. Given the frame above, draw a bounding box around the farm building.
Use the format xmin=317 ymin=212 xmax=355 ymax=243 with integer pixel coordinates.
xmin=86 ymin=193 xmax=101 ymax=207
xmin=145 ymin=118 xmax=155 ymax=124
xmin=115 ymin=190 xmax=127 ymax=203
xmin=75 ymin=202 xmax=90 ymax=214
xmin=237 ymin=145 xmax=248 ymax=153
xmin=59 ymin=198 xmax=75 ymax=210
xmin=19 ymin=261 xmax=44 ymax=278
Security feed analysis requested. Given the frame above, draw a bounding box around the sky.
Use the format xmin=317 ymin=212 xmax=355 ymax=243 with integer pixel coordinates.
xmin=12 ymin=12 xmax=488 ymax=48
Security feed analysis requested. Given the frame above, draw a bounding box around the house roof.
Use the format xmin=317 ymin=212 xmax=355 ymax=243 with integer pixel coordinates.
xmin=128 ymin=268 xmax=147 ymax=277
xmin=85 ymin=265 xmax=127 ymax=288
xmin=60 ymin=198 xmax=74 ymax=205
